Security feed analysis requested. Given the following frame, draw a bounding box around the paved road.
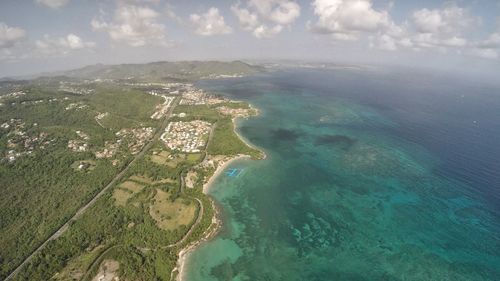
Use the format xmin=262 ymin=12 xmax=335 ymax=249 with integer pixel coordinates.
xmin=4 ymin=98 xmax=179 ymax=281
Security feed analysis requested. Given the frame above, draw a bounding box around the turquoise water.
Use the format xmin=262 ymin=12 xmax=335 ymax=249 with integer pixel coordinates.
xmin=186 ymin=68 xmax=500 ymax=281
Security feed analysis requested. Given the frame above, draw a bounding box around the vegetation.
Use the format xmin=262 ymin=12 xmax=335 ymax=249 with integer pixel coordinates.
xmin=0 ymin=81 xmax=159 ymax=279
xmin=1 ymin=75 xmax=262 ymax=281
xmin=53 ymin=61 xmax=263 ymax=82
xmin=208 ymin=118 xmax=261 ymax=158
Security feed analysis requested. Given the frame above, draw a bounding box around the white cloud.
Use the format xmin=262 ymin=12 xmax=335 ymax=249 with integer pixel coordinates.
xmin=35 ymin=33 xmax=95 ymax=55
xmin=232 ymin=0 xmax=300 ymax=38
xmin=35 ymin=0 xmax=69 ymax=9
xmin=309 ymin=0 xmax=495 ymax=60
xmin=231 ymin=5 xmax=259 ymax=31
xmin=310 ymin=0 xmax=392 ymax=38
xmin=410 ymin=4 xmax=476 ymax=49
xmin=475 ymin=33 xmax=500 ymax=49
xmin=91 ymin=3 xmax=169 ymax=47
xmin=310 ymin=0 xmax=416 ymax=51
xmin=412 ymin=5 xmax=474 ymax=35
xmin=253 ymin=24 xmax=283 ymax=38
xmin=190 ymin=8 xmax=232 ymax=36
xmin=0 ymin=22 xmax=26 ymax=48
xmin=468 ymin=48 xmax=498 ymax=59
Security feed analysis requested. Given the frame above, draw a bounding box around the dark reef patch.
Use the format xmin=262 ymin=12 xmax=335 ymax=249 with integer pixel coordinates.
xmin=315 ymin=134 xmax=356 ymax=149
xmin=272 ymin=129 xmax=302 ymax=142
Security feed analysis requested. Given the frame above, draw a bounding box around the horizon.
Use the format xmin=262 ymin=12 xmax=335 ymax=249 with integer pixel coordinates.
xmin=1 ymin=0 xmax=500 ymax=78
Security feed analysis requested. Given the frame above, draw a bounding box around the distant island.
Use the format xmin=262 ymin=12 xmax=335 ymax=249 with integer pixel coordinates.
xmin=0 ymin=61 xmax=264 ymax=281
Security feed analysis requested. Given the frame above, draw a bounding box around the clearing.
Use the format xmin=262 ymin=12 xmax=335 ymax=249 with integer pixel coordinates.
xmin=149 ymin=189 xmax=197 ymax=231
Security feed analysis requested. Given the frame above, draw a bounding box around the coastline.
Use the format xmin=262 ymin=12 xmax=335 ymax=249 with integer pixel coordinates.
xmin=175 ymin=198 xmax=222 ymax=281
xmin=174 ymin=155 xmax=251 ymax=281
xmin=174 ymin=110 xmax=266 ymax=281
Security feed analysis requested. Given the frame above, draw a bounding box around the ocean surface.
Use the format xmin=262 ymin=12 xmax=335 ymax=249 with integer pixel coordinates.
xmin=186 ymin=68 xmax=500 ymax=281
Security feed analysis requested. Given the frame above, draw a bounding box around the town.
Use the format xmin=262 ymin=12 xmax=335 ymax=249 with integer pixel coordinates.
xmin=161 ymin=120 xmax=211 ymax=153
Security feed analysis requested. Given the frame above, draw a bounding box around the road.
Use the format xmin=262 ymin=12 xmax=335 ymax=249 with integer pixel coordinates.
xmin=4 ymin=98 xmax=179 ymax=281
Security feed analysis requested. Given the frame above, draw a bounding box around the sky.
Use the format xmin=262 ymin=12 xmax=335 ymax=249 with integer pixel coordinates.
xmin=1 ymin=0 xmax=500 ymax=77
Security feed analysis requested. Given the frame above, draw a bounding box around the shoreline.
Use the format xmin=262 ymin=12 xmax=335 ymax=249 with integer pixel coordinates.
xmin=174 ymin=110 xmax=266 ymax=281
xmin=175 ymin=197 xmax=222 ymax=281
xmin=202 ymin=154 xmax=251 ymax=193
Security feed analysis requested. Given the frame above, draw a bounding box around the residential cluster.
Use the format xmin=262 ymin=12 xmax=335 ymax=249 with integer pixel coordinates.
xmin=0 ymin=91 xmax=26 ymax=101
xmin=217 ymin=106 xmax=257 ymax=118
xmin=59 ymin=82 xmax=95 ymax=95
xmin=202 ymin=73 xmax=244 ymax=79
xmin=1 ymin=119 xmax=51 ymax=162
xmin=95 ymin=141 xmax=119 ymax=158
xmin=65 ymin=102 xmax=88 ymax=111
xmin=20 ymin=99 xmax=44 ymax=105
xmin=95 ymin=127 xmax=153 ymax=158
xmin=116 ymin=127 xmax=154 ymax=154
xmin=95 ymin=112 xmax=109 ymax=127
xmin=68 ymin=130 xmax=90 ymax=152
xmin=161 ymin=120 xmax=211 ymax=153
xmin=180 ymin=88 xmax=226 ymax=105
xmin=68 ymin=140 xmax=89 ymax=152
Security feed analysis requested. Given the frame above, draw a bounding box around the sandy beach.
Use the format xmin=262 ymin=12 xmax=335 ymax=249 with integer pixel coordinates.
xmin=202 ymin=154 xmax=251 ymax=193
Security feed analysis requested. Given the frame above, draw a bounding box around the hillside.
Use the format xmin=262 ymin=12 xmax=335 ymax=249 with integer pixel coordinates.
xmin=49 ymin=61 xmax=263 ymax=82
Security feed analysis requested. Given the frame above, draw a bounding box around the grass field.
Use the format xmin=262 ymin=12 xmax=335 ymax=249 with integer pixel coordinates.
xmin=128 ymin=175 xmax=153 ymax=184
xmin=112 ymin=180 xmax=146 ymax=206
xmin=150 ymin=151 xmax=171 ymax=165
xmin=186 ymin=153 xmax=202 ymax=164
xmin=149 ymin=189 xmax=197 ymax=231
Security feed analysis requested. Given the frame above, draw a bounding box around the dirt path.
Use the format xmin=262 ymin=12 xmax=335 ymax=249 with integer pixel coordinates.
xmin=4 ymin=98 xmax=180 ymax=281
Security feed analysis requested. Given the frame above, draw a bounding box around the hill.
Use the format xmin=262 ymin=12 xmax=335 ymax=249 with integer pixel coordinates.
xmin=49 ymin=60 xmax=263 ymax=82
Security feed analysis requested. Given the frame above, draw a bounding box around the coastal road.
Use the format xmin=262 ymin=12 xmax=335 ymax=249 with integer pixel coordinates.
xmin=4 ymin=98 xmax=180 ymax=281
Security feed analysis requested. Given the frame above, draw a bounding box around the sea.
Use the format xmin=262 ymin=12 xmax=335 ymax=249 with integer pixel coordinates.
xmin=184 ymin=67 xmax=500 ymax=281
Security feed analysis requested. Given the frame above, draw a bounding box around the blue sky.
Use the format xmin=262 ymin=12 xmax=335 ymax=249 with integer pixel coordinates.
xmin=1 ymin=0 xmax=499 ymax=77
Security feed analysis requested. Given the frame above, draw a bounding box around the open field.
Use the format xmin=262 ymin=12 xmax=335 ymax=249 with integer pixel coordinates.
xmin=150 ymin=150 xmax=171 ymax=165
xmin=150 ymin=189 xmax=197 ymax=231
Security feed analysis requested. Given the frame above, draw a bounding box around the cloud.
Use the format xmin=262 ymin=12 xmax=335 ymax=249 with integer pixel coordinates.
xmin=410 ymin=4 xmax=477 ymax=49
xmin=190 ymin=7 xmax=232 ymax=36
xmin=232 ymin=0 xmax=300 ymax=38
xmin=310 ymin=0 xmax=392 ymax=38
xmin=35 ymin=0 xmax=69 ymax=9
xmin=468 ymin=48 xmax=498 ymax=59
xmin=253 ymin=24 xmax=283 ymax=38
xmin=231 ymin=5 xmax=259 ymax=31
xmin=309 ymin=0 xmax=496 ymax=60
xmin=475 ymin=32 xmax=500 ymax=49
xmin=91 ymin=3 xmax=169 ymax=47
xmin=35 ymin=33 xmax=95 ymax=55
xmin=309 ymin=0 xmax=415 ymax=51
xmin=468 ymin=32 xmax=500 ymax=60
xmin=0 ymin=22 xmax=26 ymax=48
